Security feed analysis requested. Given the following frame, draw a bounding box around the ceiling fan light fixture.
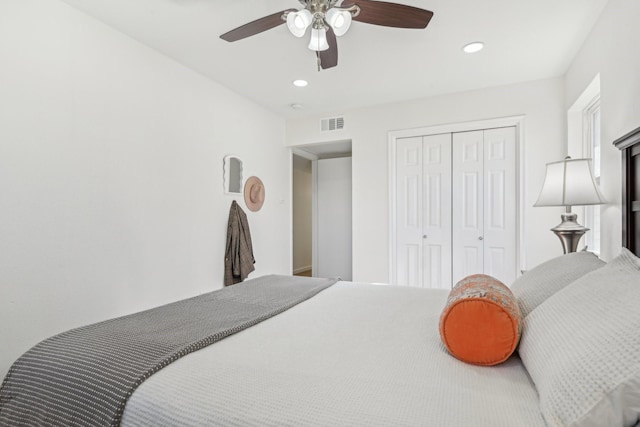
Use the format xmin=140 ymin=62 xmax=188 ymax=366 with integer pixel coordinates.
xmin=325 ymin=8 xmax=352 ymax=37
xmin=308 ymin=27 xmax=329 ymax=52
xmin=286 ymin=9 xmax=312 ymax=37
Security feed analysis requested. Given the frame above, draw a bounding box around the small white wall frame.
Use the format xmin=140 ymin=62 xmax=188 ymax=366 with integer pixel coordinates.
xmin=223 ymin=155 xmax=243 ymax=194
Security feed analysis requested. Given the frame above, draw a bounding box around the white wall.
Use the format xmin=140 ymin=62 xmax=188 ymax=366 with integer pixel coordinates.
xmin=0 ymin=0 xmax=290 ymax=378
xmin=287 ymin=78 xmax=566 ymax=283
xmin=564 ymin=0 xmax=640 ymax=261
xmin=292 ymin=156 xmax=312 ymax=273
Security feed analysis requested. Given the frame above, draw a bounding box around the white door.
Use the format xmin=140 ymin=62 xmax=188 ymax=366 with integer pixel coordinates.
xmin=395 ymin=137 xmax=423 ymax=287
xmin=482 ymin=127 xmax=517 ymax=284
xmin=316 ymin=157 xmax=352 ymax=280
xmin=452 ymin=131 xmax=484 ymax=284
xmin=452 ymin=128 xmax=516 ymax=285
xmin=422 ymin=134 xmax=452 ymax=289
xmin=396 ymin=135 xmax=452 ymax=288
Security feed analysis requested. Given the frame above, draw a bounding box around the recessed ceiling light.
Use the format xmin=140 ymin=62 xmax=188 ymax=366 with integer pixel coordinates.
xmin=293 ymin=79 xmax=308 ymax=87
xmin=462 ymin=42 xmax=484 ymax=54
xmin=290 ymin=103 xmax=304 ymax=110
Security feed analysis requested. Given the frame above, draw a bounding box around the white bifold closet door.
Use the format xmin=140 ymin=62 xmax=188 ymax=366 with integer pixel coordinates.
xmin=395 ymin=127 xmax=516 ymax=288
xmin=452 ymin=128 xmax=516 ymax=285
xmin=396 ymin=133 xmax=452 ymax=289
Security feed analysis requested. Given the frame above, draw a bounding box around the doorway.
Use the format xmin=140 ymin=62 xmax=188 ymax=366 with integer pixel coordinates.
xmin=292 ymin=154 xmax=313 ymax=277
xmin=291 ymin=141 xmax=353 ymax=280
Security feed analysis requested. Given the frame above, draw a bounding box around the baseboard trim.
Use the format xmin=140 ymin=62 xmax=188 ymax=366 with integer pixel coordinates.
xmin=293 ymin=265 xmax=312 ymax=274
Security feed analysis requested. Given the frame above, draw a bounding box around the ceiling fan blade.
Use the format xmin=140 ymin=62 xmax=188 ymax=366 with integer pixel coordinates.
xmin=343 ymin=0 xmax=433 ymax=29
xmin=319 ymin=27 xmax=338 ymax=69
xmin=220 ymin=9 xmax=296 ymax=42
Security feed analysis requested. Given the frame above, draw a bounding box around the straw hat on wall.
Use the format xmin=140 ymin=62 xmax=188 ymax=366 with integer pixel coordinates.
xmin=244 ymin=176 xmax=265 ymax=212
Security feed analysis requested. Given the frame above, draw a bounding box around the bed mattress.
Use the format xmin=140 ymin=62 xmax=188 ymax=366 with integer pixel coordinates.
xmin=122 ymin=282 xmax=545 ymax=426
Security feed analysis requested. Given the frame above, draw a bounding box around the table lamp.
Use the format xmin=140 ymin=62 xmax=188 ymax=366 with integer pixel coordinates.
xmin=534 ymin=157 xmax=606 ymax=253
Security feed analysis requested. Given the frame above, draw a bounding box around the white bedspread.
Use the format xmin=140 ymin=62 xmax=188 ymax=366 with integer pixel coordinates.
xmin=121 ymin=282 xmax=545 ymax=426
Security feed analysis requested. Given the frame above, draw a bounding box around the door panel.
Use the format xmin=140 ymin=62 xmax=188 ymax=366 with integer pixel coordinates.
xmin=316 ymin=157 xmax=353 ymax=281
xmin=422 ymin=134 xmax=452 ymax=289
xmin=486 ymin=246 xmax=506 ymax=278
xmin=396 ymin=137 xmax=423 ymax=287
xmin=452 ymin=131 xmax=484 ymax=284
xmin=426 ymin=245 xmax=442 ymax=287
xmin=462 ymin=172 xmax=480 ymax=228
xmin=463 ymin=246 xmax=481 ymax=274
xmin=403 ymin=244 xmax=421 ymax=286
xmin=483 ymin=127 xmax=517 ymax=285
xmin=487 ymin=170 xmax=505 ymax=229
xmin=405 ymin=175 xmax=420 ymax=228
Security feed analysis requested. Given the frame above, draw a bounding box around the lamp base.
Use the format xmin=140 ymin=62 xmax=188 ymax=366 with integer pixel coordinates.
xmin=551 ymin=212 xmax=589 ymax=254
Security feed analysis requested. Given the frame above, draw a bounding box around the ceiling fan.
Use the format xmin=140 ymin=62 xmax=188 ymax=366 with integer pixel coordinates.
xmin=220 ymin=0 xmax=433 ymax=70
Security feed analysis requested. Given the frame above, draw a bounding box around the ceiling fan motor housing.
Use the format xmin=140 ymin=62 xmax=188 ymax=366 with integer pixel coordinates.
xmin=299 ymin=0 xmax=339 ymax=13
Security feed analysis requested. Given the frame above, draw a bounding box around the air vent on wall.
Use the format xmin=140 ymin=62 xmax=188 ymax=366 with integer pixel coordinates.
xmin=320 ymin=116 xmax=345 ymax=132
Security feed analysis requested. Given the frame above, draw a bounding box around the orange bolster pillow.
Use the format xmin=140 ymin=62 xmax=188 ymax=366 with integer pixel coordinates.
xmin=439 ymin=274 xmax=522 ymax=366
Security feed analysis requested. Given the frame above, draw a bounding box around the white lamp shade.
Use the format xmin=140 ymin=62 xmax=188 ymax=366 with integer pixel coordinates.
xmin=286 ymin=9 xmax=312 ymax=37
xmin=325 ymin=8 xmax=352 ymax=36
xmin=534 ymin=158 xmax=606 ymax=207
xmin=308 ymin=27 xmax=329 ymax=51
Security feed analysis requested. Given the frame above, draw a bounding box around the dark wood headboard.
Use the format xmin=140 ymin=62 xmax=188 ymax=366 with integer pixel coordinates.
xmin=613 ymin=126 xmax=640 ymax=256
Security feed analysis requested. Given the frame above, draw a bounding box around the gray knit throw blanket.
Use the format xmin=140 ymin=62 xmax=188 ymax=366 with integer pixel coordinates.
xmin=0 ymin=275 xmax=338 ymax=426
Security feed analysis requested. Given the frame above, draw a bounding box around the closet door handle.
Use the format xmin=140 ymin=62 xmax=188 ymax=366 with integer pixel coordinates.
xmin=478 ymin=236 xmax=484 ymax=241
xmin=423 ymin=235 xmax=428 ymax=239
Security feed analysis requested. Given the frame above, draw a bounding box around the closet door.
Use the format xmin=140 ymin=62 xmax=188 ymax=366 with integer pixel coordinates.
xmin=483 ymin=127 xmax=517 ymax=284
xmin=451 ymin=128 xmax=517 ymax=285
xmin=394 ymin=127 xmax=516 ymax=288
xmin=452 ymin=131 xmax=484 ymax=284
xmin=395 ymin=137 xmax=424 ymax=287
xmin=422 ymin=134 xmax=452 ymax=289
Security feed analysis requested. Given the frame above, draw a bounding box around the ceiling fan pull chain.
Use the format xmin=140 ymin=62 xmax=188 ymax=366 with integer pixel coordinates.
xmin=316 ymin=51 xmax=322 ymax=71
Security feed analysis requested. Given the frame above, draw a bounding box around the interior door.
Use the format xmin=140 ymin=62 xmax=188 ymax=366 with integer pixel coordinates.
xmin=316 ymin=157 xmax=352 ymax=281
xmin=422 ymin=133 xmax=452 ymax=289
xmin=452 ymin=131 xmax=484 ymax=285
xmin=395 ymin=137 xmax=423 ymax=287
xmin=483 ymin=127 xmax=517 ymax=284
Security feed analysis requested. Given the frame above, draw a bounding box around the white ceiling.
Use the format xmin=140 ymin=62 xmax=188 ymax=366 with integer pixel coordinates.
xmin=60 ymin=0 xmax=608 ymax=119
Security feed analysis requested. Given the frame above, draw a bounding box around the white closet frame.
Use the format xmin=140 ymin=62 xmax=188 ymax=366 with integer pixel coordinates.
xmin=388 ymin=116 xmax=526 ymax=286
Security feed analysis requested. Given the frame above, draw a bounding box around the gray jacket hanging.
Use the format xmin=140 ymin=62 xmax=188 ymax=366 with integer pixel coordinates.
xmin=224 ymin=200 xmax=255 ymax=286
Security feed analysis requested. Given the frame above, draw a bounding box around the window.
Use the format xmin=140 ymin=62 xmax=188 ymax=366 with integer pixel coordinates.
xmin=583 ymin=96 xmax=601 ymax=253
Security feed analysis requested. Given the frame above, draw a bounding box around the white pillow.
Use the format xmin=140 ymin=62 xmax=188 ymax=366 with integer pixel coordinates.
xmin=519 ymin=248 xmax=640 ymax=427
xmin=511 ymin=251 xmax=604 ymax=318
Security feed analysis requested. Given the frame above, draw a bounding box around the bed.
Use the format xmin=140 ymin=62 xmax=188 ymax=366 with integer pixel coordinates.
xmin=118 ymin=282 xmax=545 ymax=427
xmin=1 ymin=131 xmax=640 ymax=427
xmin=2 ymin=263 xmax=638 ymax=427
